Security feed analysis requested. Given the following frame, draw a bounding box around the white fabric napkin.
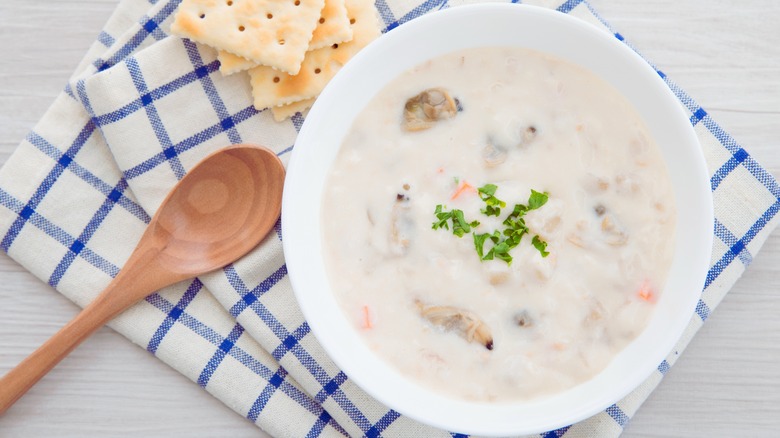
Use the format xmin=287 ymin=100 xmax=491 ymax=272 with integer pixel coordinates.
xmin=1 ymin=0 xmax=778 ymax=436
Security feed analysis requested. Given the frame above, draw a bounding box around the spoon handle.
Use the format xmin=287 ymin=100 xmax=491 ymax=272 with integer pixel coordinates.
xmin=0 ymin=266 xmax=160 ymax=414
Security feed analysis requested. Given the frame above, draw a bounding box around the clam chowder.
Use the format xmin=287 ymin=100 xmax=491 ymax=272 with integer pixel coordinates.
xmin=321 ymin=47 xmax=676 ymax=401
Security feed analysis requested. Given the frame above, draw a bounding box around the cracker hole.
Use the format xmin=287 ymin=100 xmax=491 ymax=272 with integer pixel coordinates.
xmin=238 ymin=25 xmax=245 ymax=31
xmin=294 ymin=0 xmax=300 ymax=5
xmin=227 ymin=0 xmax=233 ymax=5
xmin=350 ymin=18 xmax=356 ymax=24
xmin=319 ymin=17 xmax=325 ymax=24
xmin=314 ymin=68 xmax=321 ymax=74
xmin=199 ymin=13 xmax=206 ymax=18
xmin=278 ymin=39 xmax=285 ymax=45
xmin=273 ymin=77 xmax=280 ymax=83
xmin=267 ymin=13 xmax=273 ymax=19
xmin=332 ymin=44 xmax=338 ymax=49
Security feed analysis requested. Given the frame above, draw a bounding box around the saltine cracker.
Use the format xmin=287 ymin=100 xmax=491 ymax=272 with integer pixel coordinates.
xmin=217 ymin=0 xmax=353 ymax=75
xmin=271 ymin=98 xmax=315 ymax=121
xmin=309 ymin=0 xmax=352 ymax=50
xmin=248 ymin=0 xmax=381 ymax=109
xmin=171 ymin=0 xmax=325 ymax=75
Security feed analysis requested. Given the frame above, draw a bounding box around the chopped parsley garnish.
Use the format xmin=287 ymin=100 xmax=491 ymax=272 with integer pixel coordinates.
xmin=528 ymin=189 xmax=549 ymax=210
xmin=434 ymin=185 xmax=551 ymax=265
xmin=531 ymin=235 xmax=549 ymax=257
xmin=432 ymin=205 xmax=480 ymax=237
xmin=478 ymin=184 xmax=506 ymax=217
xmin=473 ymin=230 xmax=501 ymax=259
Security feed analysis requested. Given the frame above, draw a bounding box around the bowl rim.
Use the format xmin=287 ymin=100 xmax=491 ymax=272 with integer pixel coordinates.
xmin=282 ymin=3 xmax=713 ymax=436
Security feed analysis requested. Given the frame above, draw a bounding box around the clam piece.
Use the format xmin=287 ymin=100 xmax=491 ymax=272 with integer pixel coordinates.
xmin=488 ymin=271 xmax=510 ymax=285
xmin=567 ymin=220 xmax=588 ymax=248
xmin=389 ymin=194 xmax=413 ymax=255
xmin=585 ymin=298 xmax=606 ymax=323
xmin=403 ymin=88 xmax=458 ymax=131
xmin=601 ymin=214 xmax=628 ymax=246
xmin=532 ymin=252 xmax=557 ymax=280
xmin=515 ymin=125 xmax=538 ymax=148
xmin=514 ymin=310 xmax=534 ymax=328
xmin=615 ymin=173 xmax=640 ymax=194
xmin=567 ymin=233 xmax=585 ymax=248
xmin=482 ymin=141 xmax=507 ymax=167
xmin=520 ymin=125 xmax=537 ymax=146
xmin=416 ymin=301 xmax=494 ymax=350
xmin=484 ymin=261 xmax=511 ymax=285
xmin=583 ymin=173 xmax=610 ymax=193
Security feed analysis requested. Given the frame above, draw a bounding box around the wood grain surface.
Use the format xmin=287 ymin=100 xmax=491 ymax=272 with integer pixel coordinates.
xmin=0 ymin=0 xmax=778 ymax=436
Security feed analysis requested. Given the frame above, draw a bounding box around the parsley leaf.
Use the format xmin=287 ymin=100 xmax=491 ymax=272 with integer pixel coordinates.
xmin=532 ymin=235 xmax=550 ymax=257
xmin=452 ymin=209 xmax=479 ymax=237
xmin=473 ymin=230 xmax=501 ymax=259
xmin=503 ymin=204 xmax=528 ymax=226
xmin=478 ymin=184 xmax=497 ymax=197
xmin=478 ymin=184 xmax=506 ymax=217
xmin=492 ymin=242 xmax=513 ymax=265
xmin=432 ymin=205 xmax=478 ymax=238
xmin=431 ymin=204 xmax=452 ymax=230
xmin=473 ymin=232 xmax=489 ymax=259
xmin=503 ymin=224 xmax=527 ymax=247
xmin=528 ymin=190 xmax=549 ymax=210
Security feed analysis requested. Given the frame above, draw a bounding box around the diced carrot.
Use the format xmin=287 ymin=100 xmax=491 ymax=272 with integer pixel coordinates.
xmin=637 ymin=280 xmax=654 ymax=302
xmin=362 ymin=305 xmax=372 ymax=329
xmin=450 ymin=180 xmax=476 ymax=200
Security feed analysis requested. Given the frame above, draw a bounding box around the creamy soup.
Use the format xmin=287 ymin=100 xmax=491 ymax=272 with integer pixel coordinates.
xmin=321 ymin=47 xmax=676 ymax=401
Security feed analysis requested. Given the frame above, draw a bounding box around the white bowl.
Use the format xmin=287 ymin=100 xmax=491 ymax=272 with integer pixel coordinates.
xmin=282 ymin=4 xmax=713 ymax=436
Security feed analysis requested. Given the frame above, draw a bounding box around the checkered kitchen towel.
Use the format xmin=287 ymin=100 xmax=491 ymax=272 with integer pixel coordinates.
xmin=1 ymin=0 xmax=778 ymax=436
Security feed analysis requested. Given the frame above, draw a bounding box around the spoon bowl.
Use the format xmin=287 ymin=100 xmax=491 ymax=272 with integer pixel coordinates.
xmin=0 ymin=144 xmax=284 ymax=414
xmin=153 ymin=145 xmax=284 ymax=275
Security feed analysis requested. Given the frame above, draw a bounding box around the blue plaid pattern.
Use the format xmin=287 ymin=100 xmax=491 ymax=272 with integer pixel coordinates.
xmin=1 ymin=0 xmax=778 ymax=436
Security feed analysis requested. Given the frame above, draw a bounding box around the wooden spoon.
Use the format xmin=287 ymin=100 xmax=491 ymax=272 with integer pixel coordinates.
xmin=0 ymin=144 xmax=285 ymax=414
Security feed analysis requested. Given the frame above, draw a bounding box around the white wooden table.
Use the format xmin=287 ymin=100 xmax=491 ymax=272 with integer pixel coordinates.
xmin=0 ymin=1 xmax=778 ymax=436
